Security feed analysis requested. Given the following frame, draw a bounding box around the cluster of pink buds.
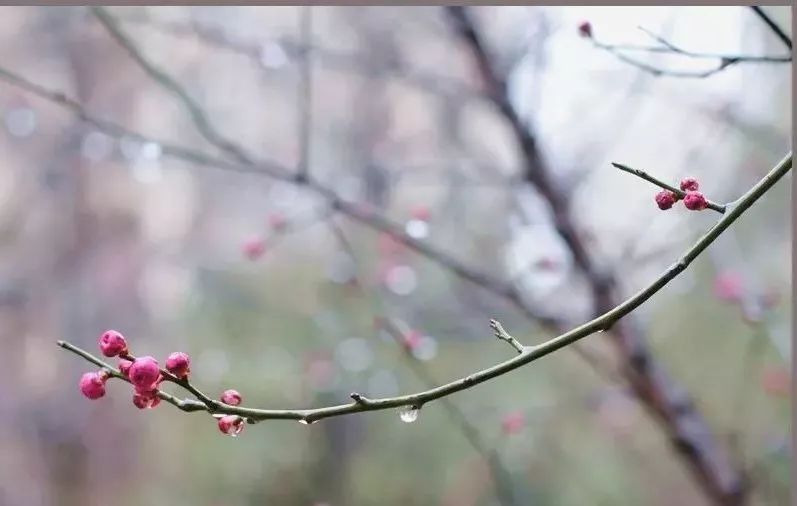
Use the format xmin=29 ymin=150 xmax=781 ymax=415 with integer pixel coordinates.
xmin=78 ymin=330 xmax=191 ymax=411
xmin=655 ymin=177 xmax=707 ymax=211
xmin=77 ymin=330 xmax=249 ymax=436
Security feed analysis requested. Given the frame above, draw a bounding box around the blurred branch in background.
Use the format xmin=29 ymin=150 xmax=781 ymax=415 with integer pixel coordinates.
xmin=583 ymin=6 xmax=791 ymax=79
xmin=444 ymin=6 xmax=789 ymax=505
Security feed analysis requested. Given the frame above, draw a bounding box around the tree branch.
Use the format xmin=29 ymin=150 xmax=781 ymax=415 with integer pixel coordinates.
xmin=59 ymin=151 xmax=793 ymax=425
xmin=90 ymin=6 xmax=257 ymax=165
xmin=587 ymin=18 xmax=791 ymax=79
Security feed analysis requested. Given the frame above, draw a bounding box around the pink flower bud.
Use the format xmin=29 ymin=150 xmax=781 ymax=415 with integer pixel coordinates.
xmin=501 ymin=411 xmax=525 ymax=435
xmin=242 ymin=237 xmax=266 ymax=260
xmin=79 ymin=371 xmax=107 ymax=400
xmin=401 ymin=330 xmax=423 ymax=351
xmin=128 ymin=356 xmax=160 ymax=390
xmin=99 ymin=330 xmax=128 ymax=357
xmin=165 ymin=352 xmax=191 ymax=379
xmin=761 ymin=367 xmax=790 ymax=397
xmin=132 ymin=390 xmax=161 ymax=409
xmin=679 ymin=177 xmax=699 ymax=192
xmin=655 ymin=190 xmax=677 ymax=210
xmin=118 ymin=358 xmax=133 ymax=377
xmin=268 ymin=213 xmax=287 ymax=231
xmin=218 ymin=415 xmax=245 ymax=436
xmin=377 ymin=232 xmax=404 ymax=257
xmin=578 ymin=21 xmax=593 ymax=38
xmin=713 ymin=272 xmax=744 ymax=303
xmin=683 ymin=191 xmax=708 ymax=211
xmin=410 ymin=206 xmax=431 ymax=222
xmin=221 ymin=389 xmax=242 ymax=406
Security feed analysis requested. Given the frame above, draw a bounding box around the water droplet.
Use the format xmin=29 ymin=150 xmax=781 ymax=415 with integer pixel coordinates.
xmin=259 ymin=41 xmax=288 ymax=69
xmin=335 ymin=338 xmax=373 ymax=373
xmin=81 ymin=130 xmax=114 ymax=161
xmin=405 ymin=219 xmax=429 ymax=239
xmin=399 ymin=405 xmax=420 ymax=423
xmin=4 ymin=107 xmax=36 ymax=138
xmin=385 ymin=265 xmax=417 ymax=296
xmin=298 ymin=419 xmax=316 ymax=425
xmin=220 ymin=415 xmax=245 ymax=437
xmin=411 ymin=335 xmax=438 ymax=361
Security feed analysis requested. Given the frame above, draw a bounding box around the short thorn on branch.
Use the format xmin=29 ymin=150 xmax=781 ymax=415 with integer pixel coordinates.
xmin=490 ymin=319 xmax=527 ymax=354
xmin=612 ymin=162 xmax=726 ymax=214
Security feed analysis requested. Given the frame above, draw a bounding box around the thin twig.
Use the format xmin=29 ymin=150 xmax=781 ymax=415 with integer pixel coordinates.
xmin=587 ymin=17 xmax=791 ymax=79
xmin=90 ymin=6 xmax=256 ymax=165
xmin=297 ymin=6 xmax=313 ymax=182
xmin=750 ymin=6 xmax=792 ymax=50
xmin=59 ymin=150 xmax=793 ymax=423
xmin=490 ymin=319 xmax=526 ymax=354
xmin=112 ymin=10 xmax=481 ymax=102
xmin=612 ymin=162 xmax=726 ymax=213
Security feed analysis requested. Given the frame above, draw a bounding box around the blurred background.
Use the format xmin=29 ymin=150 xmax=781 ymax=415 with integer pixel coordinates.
xmin=0 ymin=5 xmax=791 ymax=506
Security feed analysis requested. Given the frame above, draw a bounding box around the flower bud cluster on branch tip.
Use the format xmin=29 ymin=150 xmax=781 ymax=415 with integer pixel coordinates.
xmin=654 ymin=177 xmax=708 ymax=211
xmin=78 ymin=330 xmax=196 ymax=411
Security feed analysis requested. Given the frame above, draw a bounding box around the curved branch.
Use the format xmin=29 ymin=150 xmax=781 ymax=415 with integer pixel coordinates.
xmin=59 ymin=151 xmax=792 ymax=423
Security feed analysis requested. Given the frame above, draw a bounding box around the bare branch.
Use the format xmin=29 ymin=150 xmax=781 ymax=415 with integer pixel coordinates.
xmin=586 ymin=19 xmax=791 ymax=79
xmin=113 ymin=10 xmax=481 ymax=102
xmin=90 ymin=6 xmax=257 ymax=165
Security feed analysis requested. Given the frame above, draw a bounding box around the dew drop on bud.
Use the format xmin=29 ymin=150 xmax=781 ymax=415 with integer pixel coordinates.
xmin=399 ymin=405 xmax=420 ymax=423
